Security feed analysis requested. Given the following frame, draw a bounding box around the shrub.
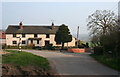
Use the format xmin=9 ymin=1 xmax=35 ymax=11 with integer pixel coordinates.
xmin=2 ymin=44 xmax=6 ymax=49
xmin=86 ymin=42 xmax=89 ymax=48
xmin=27 ymin=44 xmax=34 ymax=49
xmin=94 ymin=46 xmax=103 ymax=55
xmin=6 ymin=46 xmax=18 ymax=49
xmin=70 ymin=46 xmax=78 ymax=48
xmin=33 ymin=46 xmax=42 ymax=50
xmin=21 ymin=46 xmax=28 ymax=49
xmin=63 ymin=47 xmax=68 ymax=50
xmin=42 ymin=44 xmax=54 ymax=50
xmin=54 ymin=46 xmax=61 ymax=50
xmin=78 ymin=45 xmax=84 ymax=48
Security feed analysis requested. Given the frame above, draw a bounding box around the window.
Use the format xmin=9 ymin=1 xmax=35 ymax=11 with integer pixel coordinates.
xmin=22 ymin=40 xmax=26 ymax=44
xmin=37 ymin=40 xmax=39 ymax=44
xmin=56 ymin=42 xmax=61 ymax=45
xmin=34 ymin=34 xmax=37 ymax=37
xmin=13 ymin=34 xmax=16 ymax=37
xmin=31 ymin=40 xmax=33 ymax=44
xmin=13 ymin=41 xmax=17 ymax=44
xmin=45 ymin=41 xmax=50 ymax=46
xmin=46 ymin=34 xmax=49 ymax=38
xmin=22 ymin=34 xmax=25 ymax=37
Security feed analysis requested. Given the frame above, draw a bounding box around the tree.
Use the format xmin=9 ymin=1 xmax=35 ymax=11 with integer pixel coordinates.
xmin=87 ymin=10 xmax=120 ymax=56
xmin=87 ymin=10 xmax=117 ymax=36
xmin=87 ymin=10 xmax=118 ymax=46
xmin=86 ymin=42 xmax=89 ymax=48
xmin=55 ymin=24 xmax=72 ymax=49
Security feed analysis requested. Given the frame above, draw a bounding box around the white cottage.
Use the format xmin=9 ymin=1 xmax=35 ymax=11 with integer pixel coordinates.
xmin=5 ymin=22 xmax=75 ymax=47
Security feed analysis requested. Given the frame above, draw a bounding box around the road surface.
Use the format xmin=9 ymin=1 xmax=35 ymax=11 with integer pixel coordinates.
xmin=12 ymin=49 xmax=119 ymax=75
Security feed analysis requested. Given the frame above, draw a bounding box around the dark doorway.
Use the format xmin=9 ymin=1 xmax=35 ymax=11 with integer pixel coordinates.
xmin=31 ymin=40 xmax=33 ymax=44
xmin=45 ymin=41 xmax=50 ymax=46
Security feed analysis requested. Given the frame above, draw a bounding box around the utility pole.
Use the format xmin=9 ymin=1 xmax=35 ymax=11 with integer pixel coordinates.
xmin=19 ymin=37 xmax=22 ymax=51
xmin=17 ymin=37 xmax=22 ymax=51
xmin=77 ymin=26 xmax=79 ymax=47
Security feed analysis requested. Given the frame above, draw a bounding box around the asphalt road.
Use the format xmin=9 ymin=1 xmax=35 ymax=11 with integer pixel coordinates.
xmin=14 ymin=49 xmax=119 ymax=75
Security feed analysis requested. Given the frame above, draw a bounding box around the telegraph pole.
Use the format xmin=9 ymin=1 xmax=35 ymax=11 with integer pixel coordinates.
xmin=17 ymin=37 xmax=22 ymax=51
xmin=77 ymin=26 xmax=79 ymax=47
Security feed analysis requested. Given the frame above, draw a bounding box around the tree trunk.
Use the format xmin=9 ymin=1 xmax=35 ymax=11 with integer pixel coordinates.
xmin=62 ymin=42 xmax=64 ymax=50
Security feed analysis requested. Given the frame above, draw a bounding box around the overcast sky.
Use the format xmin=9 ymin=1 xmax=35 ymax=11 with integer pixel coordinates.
xmin=2 ymin=2 xmax=118 ymax=35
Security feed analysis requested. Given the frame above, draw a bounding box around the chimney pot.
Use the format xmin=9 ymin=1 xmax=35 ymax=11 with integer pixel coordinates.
xmin=19 ymin=22 xmax=23 ymax=29
xmin=52 ymin=22 xmax=54 ymax=30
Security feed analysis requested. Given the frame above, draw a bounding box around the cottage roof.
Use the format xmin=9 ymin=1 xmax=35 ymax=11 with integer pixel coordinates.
xmin=5 ymin=25 xmax=59 ymax=34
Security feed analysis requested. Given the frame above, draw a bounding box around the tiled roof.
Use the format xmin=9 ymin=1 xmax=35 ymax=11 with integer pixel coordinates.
xmin=5 ymin=25 xmax=59 ymax=34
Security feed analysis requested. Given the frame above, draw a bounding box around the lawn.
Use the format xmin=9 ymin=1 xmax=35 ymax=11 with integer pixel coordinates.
xmin=2 ymin=50 xmax=50 ymax=69
xmin=2 ymin=50 xmax=50 ymax=75
xmin=90 ymin=54 xmax=120 ymax=71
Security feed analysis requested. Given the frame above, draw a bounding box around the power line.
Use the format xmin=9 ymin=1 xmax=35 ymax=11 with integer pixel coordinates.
xmin=110 ymin=3 xmax=118 ymax=13
xmin=111 ymin=3 xmax=118 ymax=11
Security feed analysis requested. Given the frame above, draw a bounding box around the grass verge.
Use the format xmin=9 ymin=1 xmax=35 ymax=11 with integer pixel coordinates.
xmin=90 ymin=54 xmax=120 ymax=71
xmin=2 ymin=50 xmax=50 ymax=70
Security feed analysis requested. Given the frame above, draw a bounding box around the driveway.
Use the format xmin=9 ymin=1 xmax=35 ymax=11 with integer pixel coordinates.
xmin=13 ymin=49 xmax=119 ymax=75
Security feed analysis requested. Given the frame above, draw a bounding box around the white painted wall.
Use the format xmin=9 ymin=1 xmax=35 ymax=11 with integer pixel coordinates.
xmin=6 ymin=34 xmax=75 ymax=47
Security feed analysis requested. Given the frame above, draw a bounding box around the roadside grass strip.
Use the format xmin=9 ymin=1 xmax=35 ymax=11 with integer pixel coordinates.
xmin=90 ymin=54 xmax=120 ymax=71
xmin=2 ymin=50 xmax=50 ymax=70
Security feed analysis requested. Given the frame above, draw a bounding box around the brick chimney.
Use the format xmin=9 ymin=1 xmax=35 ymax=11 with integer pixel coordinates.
xmin=52 ymin=22 xmax=54 ymax=30
xmin=19 ymin=22 xmax=23 ymax=29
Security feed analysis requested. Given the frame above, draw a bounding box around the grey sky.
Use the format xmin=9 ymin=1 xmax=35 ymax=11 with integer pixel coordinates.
xmin=2 ymin=2 xmax=118 ymax=35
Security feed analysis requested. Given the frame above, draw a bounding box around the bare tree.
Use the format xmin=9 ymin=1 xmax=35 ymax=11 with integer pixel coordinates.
xmin=87 ymin=10 xmax=117 ymax=36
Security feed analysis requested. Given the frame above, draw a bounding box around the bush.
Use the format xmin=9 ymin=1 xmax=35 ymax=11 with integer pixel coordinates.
xmin=86 ymin=42 xmax=89 ymax=48
xmin=5 ymin=46 xmax=29 ymax=49
xmin=21 ymin=46 xmax=28 ymax=49
xmin=2 ymin=44 xmax=6 ymax=49
xmin=94 ymin=46 xmax=103 ymax=55
xmin=63 ymin=47 xmax=68 ymax=50
xmin=70 ymin=46 xmax=78 ymax=48
xmin=33 ymin=46 xmax=42 ymax=50
xmin=78 ymin=45 xmax=84 ymax=48
xmin=54 ymin=46 xmax=61 ymax=50
xmin=43 ymin=44 xmax=55 ymax=50
xmin=27 ymin=44 xmax=34 ymax=49
xmin=6 ymin=46 xmax=19 ymax=49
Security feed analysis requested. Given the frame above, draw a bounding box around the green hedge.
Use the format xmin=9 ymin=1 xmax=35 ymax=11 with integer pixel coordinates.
xmin=3 ymin=45 xmax=78 ymax=50
xmin=5 ymin=46 xmax=31 ymax=49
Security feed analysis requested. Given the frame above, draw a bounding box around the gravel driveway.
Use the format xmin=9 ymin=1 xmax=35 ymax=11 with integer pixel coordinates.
xmin=12 ymin=49 xmax=119 ymax=76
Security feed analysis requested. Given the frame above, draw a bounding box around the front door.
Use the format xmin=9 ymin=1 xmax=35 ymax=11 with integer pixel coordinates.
xmin=45 ymin=41 xmax=50 ymax=46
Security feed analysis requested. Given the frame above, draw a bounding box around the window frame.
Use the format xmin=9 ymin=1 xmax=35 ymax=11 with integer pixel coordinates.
xmin=22 ymin=34 xmax=25 ymax=37
xmin=56 ymin=42 xmax=61 ymax=45
xmin=13 ymin=34 xmax=16 ymax=37
xmin=45 ymin=40 xmax=50 ymax=46
xmin=13 ymin=41 xmax=17 ymax=44
xmin=34 ymin=34 xmax=37 ymax=38
xmin=22 ymin=40 xmax=26 ymax=44
xmin=37 ymin=40 xmax=39 ymax=44
xmin=46 ymin=34 xmax=50 ymax=38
